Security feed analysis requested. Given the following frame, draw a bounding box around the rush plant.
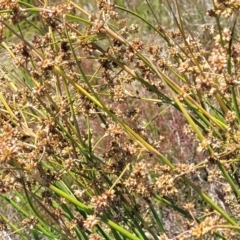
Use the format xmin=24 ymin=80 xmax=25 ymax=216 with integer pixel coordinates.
xmin=0 ymin=0 xmax=240 ymax=239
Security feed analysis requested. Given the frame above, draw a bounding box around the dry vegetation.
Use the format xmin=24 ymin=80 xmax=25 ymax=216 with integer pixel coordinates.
xmin=0 ymin=0 xmax=240 ymax=239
